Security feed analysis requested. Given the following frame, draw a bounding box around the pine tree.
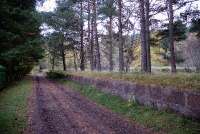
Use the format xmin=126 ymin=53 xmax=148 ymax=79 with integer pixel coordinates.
xmin=99 ymin=0 xmax=117 ymax=71
xmin=0 ymin=0 xmax=43 ymax=81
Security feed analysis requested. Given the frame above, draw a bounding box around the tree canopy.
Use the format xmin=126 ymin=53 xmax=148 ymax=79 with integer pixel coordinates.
xmin=190 ymin=18 xmax=200 ymax=37
xmin=0 ymin=0 xmax=43 ymax=81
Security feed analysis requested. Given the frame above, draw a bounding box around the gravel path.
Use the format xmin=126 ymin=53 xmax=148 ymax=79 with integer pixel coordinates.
xmin=26 ymin=76 xmax=156 ymax=134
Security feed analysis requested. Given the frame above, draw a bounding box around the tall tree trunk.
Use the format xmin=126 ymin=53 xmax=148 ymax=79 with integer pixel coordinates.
xmin=87 ymin=0 xmax=93 ymax=70
xmin=168 ymin=0 xmax=176 ymax=73
xmin=93 ymin=0 xmax=101 ymax=71
xmin=139 ymin=0 xmax=147 ymax=72
xmin=51 ymin=54 xmax=55 ymax=71
xmin=60 ymin=43 xmax=66 ymax=71
xmin=80 ymin=1 xmax=85 ymax=71
xmin=118 ymin=0 xmax=124 ymax=72
xmin=109 ymin=16 xmax=113 ymax=71
xmin=93 ymin=52 xmax=97 ymax=69
xmin=73 ymin=50 xmax=78 ymax=71
xmin=90 ymin=9 xmax=94 ymax=71
xmin=145 ymin=0 xmax=151 ymax=73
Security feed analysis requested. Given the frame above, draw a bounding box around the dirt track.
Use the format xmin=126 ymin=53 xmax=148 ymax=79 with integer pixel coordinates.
xmin=26 ymin=76 xmax=156 ymax=134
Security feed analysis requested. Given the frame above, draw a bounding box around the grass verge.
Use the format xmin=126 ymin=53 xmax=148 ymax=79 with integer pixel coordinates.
xmin=69 ymin=71 xmax=200 ymax=91
xmin=60 ymin=79 xmax=200 ymax=134
xmin=0 ymin=78 xmax=32 ymax=134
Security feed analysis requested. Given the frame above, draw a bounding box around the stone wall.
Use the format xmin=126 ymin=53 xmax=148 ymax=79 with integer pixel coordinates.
xmin=67 ymin=75 xmax=200 ymax=119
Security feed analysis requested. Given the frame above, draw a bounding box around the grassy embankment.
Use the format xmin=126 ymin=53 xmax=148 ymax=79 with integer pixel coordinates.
xmin=70 ymin=71 xmax=200 ymax=90
xmin=0 ymin=78 xmax=32 ymax=134
xmin=59 ymin=79 xmax=200 ymax=134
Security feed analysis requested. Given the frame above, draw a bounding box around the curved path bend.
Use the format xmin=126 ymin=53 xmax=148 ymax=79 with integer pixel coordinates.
xmin=26 ymin=76 xmax=156 ymax=134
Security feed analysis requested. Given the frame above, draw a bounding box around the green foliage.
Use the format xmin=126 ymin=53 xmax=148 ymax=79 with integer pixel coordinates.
xmin=150 ymin=32 xmax=161 ymax=47
xmin=98 ymin=0 xmax=117 ymax=19
xmin=0 ymin=65 xmax=6 ymax=89
xmin=157 ymin=20 xmax=187 ymax=63
xmin=190 ymin=18 xmax=200 ymax=37
xmin=46 ymin=71 xmax=66 ymax=79
xmin=0 ymin=0 xmax=44 ymax=82
xmin=41 ymin=0 xmax=80 ymax=36
xmin=0 ymin=78 xmax=32 ymax=134
xmin=60 ymin=80 xmax=200 ymax=134
xmin=42 ymin=0 xmax=81 ymax=68
xmin=158 ymin=20 xmax=187 ymax=43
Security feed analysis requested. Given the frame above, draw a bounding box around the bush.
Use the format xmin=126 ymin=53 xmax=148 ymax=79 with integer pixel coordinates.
xmin=46 ymin=71 xmax=66 ymax=79
xmin=161 ymin=68 xmax=170 ymax=72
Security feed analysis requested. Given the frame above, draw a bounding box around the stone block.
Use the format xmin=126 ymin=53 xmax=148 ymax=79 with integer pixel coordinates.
xmin=187 ymin=93 xmax=200 ymax=108
xmin=149 ymin=86 xmax=162 ymax=100
xmin=165 ymin=90 xmax=185 ymax=106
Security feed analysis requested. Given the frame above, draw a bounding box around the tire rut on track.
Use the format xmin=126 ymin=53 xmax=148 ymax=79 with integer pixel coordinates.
xmin=26 ymin=76 xmax=157 ymax=134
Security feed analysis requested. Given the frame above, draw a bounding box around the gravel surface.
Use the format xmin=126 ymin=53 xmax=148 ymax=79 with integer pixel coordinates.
xmin=26 ymin=76 xmax=156 ymax=134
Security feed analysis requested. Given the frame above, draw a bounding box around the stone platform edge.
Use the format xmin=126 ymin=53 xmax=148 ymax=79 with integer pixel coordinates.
xmin=67 ymin=75 xmax=200 ymax=119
